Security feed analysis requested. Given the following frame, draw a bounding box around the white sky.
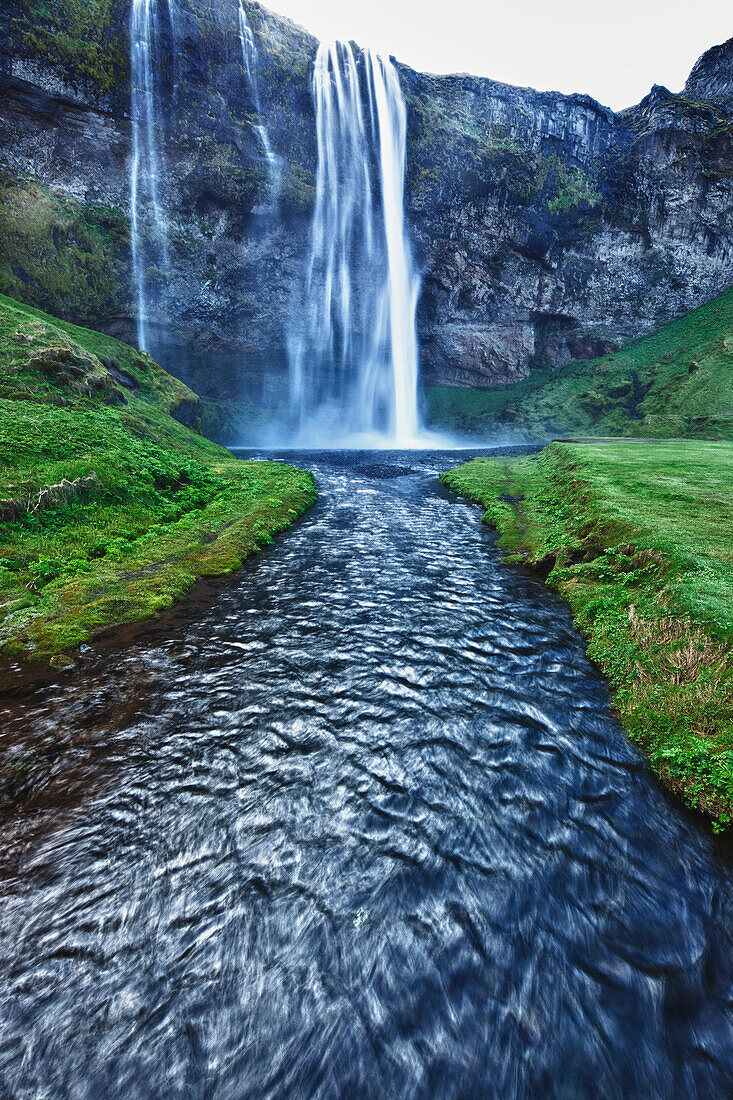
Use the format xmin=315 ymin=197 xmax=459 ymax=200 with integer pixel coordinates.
xmin=266 ymin=0 xmax=731 ymax=111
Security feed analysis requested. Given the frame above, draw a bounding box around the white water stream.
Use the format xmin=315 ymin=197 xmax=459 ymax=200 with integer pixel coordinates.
xmin=237 ymin=2 xmax=282 ymax=209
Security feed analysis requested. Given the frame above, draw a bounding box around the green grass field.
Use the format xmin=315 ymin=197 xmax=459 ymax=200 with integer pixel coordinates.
xmin=441 ymin=442 xmax=733 ymax=829
xmin=0 ymin=294 xmax=316 ymax=665
xmin=426 ymin=287 xmax=733 ymax=442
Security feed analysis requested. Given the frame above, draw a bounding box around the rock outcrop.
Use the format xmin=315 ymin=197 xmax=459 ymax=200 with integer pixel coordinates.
xmin=0 ymin=0 xmax=732 ymax=397
xmin=0 ymin=0 xmax=317 ymax=403
xmin=404 ymin=56 xmax=733 ymax=384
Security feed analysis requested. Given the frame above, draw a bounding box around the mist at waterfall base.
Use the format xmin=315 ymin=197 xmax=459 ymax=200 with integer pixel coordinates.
xmin=129 ymin=8 xmax=456 ymax=449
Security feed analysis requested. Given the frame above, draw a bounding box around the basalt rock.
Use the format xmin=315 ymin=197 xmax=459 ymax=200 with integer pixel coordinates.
xmin=170 ymin=394 xmax=203 ymax=434
xmin=0 ymin=2 xmax=732 ymax=396
xmin=404 ymin=57 xmax=733 ymax=385
xmin=0 ymin=0 xmax=317 ymax=401
xmin=685 ymin=36 xmax=733 ymax=104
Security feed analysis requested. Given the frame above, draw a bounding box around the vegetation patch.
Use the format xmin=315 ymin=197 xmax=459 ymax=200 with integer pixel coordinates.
xmin=547 ymin=164 xmax=601 ymax=213
xmin=0 ymin=293 xmax=316 ymax=664
xmin=441 ymin=441 xmax=733 ymax=829
xmin=10 ymin=0 xmax=127 ymax=93
xmin=425 ymin=287 xmax=733 ymax=441
xmin=404 ymin=74 xmax=605 ymax=217
xmin=0 ymin=174 xmax=131 ymax=326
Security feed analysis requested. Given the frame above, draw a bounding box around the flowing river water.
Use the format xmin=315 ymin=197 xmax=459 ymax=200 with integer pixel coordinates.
xmin=0 ymin=450 xmax=732 ymax=1098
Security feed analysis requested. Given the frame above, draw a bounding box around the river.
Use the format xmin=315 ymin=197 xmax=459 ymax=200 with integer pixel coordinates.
xmin=0 ymin=450 xmax=731 ymax=1098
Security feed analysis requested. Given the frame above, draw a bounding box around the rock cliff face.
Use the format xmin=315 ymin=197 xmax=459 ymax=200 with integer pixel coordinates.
xmin=0 ymin=0 xmax=317 ymax=403
xmin=1 ymin=0 xmax=732 ymax=400
xmin=404 ymin=57 xmax=733 ymax=385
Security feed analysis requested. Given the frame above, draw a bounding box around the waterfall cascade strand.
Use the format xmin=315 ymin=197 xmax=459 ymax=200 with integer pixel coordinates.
xmin=237 ymin=2 xmax=282 ymax=208
xmin=130 ymin=0 xmax=173 ymax=351
xmin=289 ymin=41 xmax=420 ymax=445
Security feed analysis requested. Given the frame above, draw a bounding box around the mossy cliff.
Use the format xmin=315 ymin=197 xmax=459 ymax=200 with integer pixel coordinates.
xmin=441 ymin=443 xmax=733 ymax=829
xmin=403 ymin=56 xmax=733 ymax=388
xmin=3 ymin=0 xmax=129 ymax=98
xmin=0 ymin=0 xmax=319 ymax=405
xmin=1 ymin=2 xmax=733 ymax=406
xmin=0 ymin=292 xmax=316 ymax=665
xmin=0 ymin=173 xmax=132 ymax=325
xmin=425 ymin=286 xmax=733 ymax=441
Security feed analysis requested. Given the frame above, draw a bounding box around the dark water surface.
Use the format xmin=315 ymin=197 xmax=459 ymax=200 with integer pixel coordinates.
xmin=1 ymin=450 xmax=732 ymax=1099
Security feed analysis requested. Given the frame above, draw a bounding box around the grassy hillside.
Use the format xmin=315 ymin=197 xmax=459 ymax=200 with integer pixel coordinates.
xmin=425 ymin=288 xmax=733 ymax=442
xmin=0 ymin=293 xmax=315 ymax=664
xmin=441 ymin=442 xmax=733 ymax=829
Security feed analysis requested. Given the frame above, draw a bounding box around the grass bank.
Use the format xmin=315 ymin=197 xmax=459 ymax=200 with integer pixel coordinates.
xmin=0 ymin=293 xmax=316 ymax=665
xmin=426 ymin=288 xmax=733 ymax=442
xmin=441 ymin=442 xmax=733 ymax=829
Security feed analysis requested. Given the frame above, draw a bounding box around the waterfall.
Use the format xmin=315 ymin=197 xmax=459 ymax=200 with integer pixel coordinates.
xmin=237 ymin=2 xmax=282 ymax=208
xmin=289 ymin=41 xmax=420 ymax=445
xmin=130 ymin=0 xmax=172 ymax=351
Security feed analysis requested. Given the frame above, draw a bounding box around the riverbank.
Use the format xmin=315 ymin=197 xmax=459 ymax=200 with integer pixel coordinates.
xmin=441 ymin=441 xmax=733 ymax=829
xmin=0 ymin=294 xmax=316 ymax=668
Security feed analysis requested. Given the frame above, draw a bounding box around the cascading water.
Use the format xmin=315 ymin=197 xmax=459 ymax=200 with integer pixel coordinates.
xmin=237 ymin=1 xmax=282 ymax=208
xmin=288 ymin=41 xmax=420 ymax=445
xmin=130 ymin=0 xmax=173 ymax=351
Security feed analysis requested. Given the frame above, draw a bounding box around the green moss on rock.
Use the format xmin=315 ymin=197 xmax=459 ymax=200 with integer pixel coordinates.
xmin=0 ymin=174 xmax=131 ymax=326
xmin=425 ymin=287 xmax=733 ymax=441
xmin=11 ymin=0 xmax=128 ymax=93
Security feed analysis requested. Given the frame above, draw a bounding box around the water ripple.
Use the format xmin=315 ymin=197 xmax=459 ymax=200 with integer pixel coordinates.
xmin=0 ymin=450 xmax=731 ymax=1099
